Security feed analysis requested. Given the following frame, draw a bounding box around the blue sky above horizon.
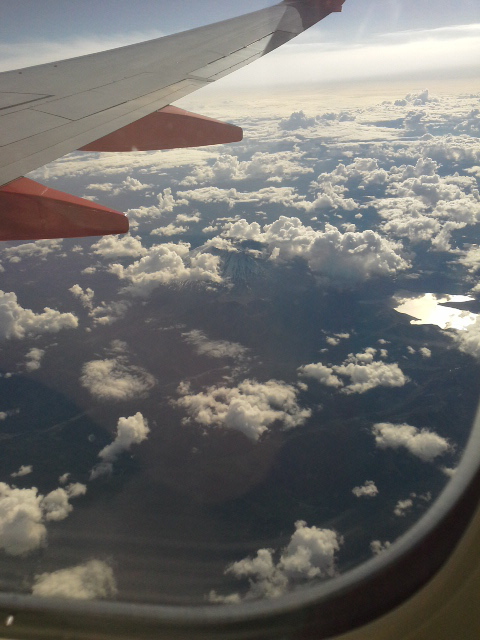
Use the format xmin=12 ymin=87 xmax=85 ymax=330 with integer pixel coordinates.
xmin=1 ymin=1 xmax=479 ymax=87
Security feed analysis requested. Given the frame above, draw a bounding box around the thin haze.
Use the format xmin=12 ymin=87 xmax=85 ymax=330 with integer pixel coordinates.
xmin=0 ymin=1 xmax=479 ymax=85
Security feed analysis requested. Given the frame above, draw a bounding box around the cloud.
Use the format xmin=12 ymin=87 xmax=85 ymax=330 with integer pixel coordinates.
xmin=223 ymin=217 xmax=409 ymax=285
xmin=109 ymin=243 xmax=222 ymax=297
xmin=174 ymin=379 xmax=311 ymax=441
xmin=0 ymin=291 xmax=78 ymax=339
xmin=1 ymin=240 xmax=63 ymax=263
xmin=0 ymin=481 xmax=85 ymax=556
xmin=98 ymin=413 xmax=149 ymax=464
xmin=299 ymin=349 xmax=408 ymax=394
xmin=86 ymin=176 xmax=152 ymax=197
xmin=298 ymin=363 xmax=343 ymax=388
xmin=126 ymin=188 xmax=188 ymax=220
xmin=180 ymin=151 xmax=313 ymax=186
xmin=25 ymin=348 xmax=45 ymax=372
xmin=150 ymin=223 xmax=188 ymax=237
xmin=352 ymin=481 xmax=378 ymax=498
xmin=333 ymin=359 xmax=408 ymax=394
xmin=209 ymin=520 xmax=343 ymax=602
xmin=41 ymin=488 xmax=74 ymax=522
xmin=372 ymin=422 xmax=453 ymax=462
xmin=279 ymin=111 xmax=317 ymax=131
xmin=32 ymin=560 xmax=117 ymax=600
xmin=91 ymin=235 xmax=148 ymax=258
xmin=11 ymin=465 xmax=33 ymax=478
xmin=0 ymin=484 xmax=46 ymax=555
xmin=370 ymin=540 xmax=391 ymax=555
xmin=394 ymin=498 xmax=413 ymax=517
xmin=325 ymin=332 xmax=350 ymax=347
xmin=69 ymin=285 xmax=130 ymax=326
xmin=80 ymin=357 xmax=155 ymax=401
xmin=182 ymin=330 xmax=249 ymax=360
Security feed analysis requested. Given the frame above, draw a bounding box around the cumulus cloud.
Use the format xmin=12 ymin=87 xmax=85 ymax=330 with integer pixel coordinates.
xmin=11 ymin=465 xmax=33 ymax=478
xmin=80 ymin=356 xmax=155 ymax=401
xmin=333 ymin=359 xmax=408 ymax=394
xmin=299 ymin=349 xmax=408 ymax=394
xmin=109 ymin=243 xmax=221 ymax=297
xmin=279 ymin=111 xmax=317 ymax=131
xmin=0 ymin=482 xmax=85 ymax=556
xmin=69 ymin=285 xmax=130 ymax=326
xmin=394 ymin=498 xmax=413 ymax=517
xmin=298 ymin=363 xmax=343 ymax=388
xmin=25 ymin=348 xmax=45 ymax=372
xmin=98 ymin=413 xmax=149 ymax=464
xmin=0 ymin=291 xmax=78 ymax=340
xmin=174 ymin=379 xmax=311 ymax=441
xmin=209 ymin=520 xmax=343 ymax=602
xmin=32 ymin=560 xmax=117 ymax=600
xmin=69 ymin=285 xmax=95 ymax=309
xmin=352 ymin=480 xmax=378 ymax=498
xmin=372 ymin=422 xmax=452 ymax=462
xmin=181 ymin=151 xmax=313 ymax=186
xmin=86 ymin=176 xmax=151 ymax=197
xmin=150 ymin=223 xmax=188 ymax=237
xmin=1 ymin=240 xmax=63 ymax=263
xmin=91 ymin=235 xmax=147 ymax=258
xmin=370 ymin=540 xmax=391 ymax=555
xmin=182 ymin=330 xmax=248 ymax=360
xmin=126 ymin=187 xmax=188 ymax=219
xmin=223 ymin=217 xmax=409 ymax=285
xmin=325 ymin=332 xmax=350 ymax=347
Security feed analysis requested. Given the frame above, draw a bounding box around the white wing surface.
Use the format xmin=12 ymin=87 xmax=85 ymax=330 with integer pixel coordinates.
xmin=0 ymin=0 xmax=345 ymax=240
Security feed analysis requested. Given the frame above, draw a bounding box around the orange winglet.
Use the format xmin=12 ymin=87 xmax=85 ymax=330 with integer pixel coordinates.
xmin=80 ymin=106 xmax=243 ymax=152
xmin=0 ymin=177 xmax=129 ymax=241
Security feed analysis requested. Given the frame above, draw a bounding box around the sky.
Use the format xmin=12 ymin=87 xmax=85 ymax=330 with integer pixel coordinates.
xmin=1 ymin=0 xmax=479 ymax=87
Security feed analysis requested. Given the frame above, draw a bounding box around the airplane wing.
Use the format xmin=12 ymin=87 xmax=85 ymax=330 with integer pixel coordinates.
xmin=0 ymin=0 xmax=345 ymax=241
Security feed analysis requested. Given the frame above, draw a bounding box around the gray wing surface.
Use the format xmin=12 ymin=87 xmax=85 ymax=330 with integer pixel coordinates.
xmin=0 ymin=0 xmax=344 ymax=187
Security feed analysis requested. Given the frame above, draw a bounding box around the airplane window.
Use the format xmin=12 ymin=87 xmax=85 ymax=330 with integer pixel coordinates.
xmin=0 ymin=0 xmax=479 ymax=638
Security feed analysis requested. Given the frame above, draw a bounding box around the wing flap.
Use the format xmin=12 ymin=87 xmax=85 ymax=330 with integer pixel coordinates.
xmin=0 ymin=178 xmax=128 ymax=241
xmin=80 ymin=106 xmax=243 ymax=152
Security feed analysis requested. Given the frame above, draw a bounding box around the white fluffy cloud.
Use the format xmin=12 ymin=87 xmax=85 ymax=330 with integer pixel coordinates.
xmin=181 ymin=151 xmax=313 ymax=186
xmin=11 ymin=465 xmax=33 ymax=478
xmin=352 ymin=481 xmax=378 ymax=498
xmin=25 ymin=348 xmax=46 ymax=372
xmin=223 ymin=217 xmax=409 ymax=285
xmin=298 ymin=363 xmax=343 ymax=388
xmin=0 ymin=482 xmax=85 ymax=556
xmin=174 ymin=379 xmax=311 ymax=441
xmin=1 ymin=240 xmax=63 ymax=263
xmin=182 ymin=330 xmax=248 ymax=360
xmin=370 ymin=540 xmax=391 ymax=555
xmin=98 ymin=413 xmax=149 ymax=463
xmin=0 ymin=291 xmax=78 ymax=339
xmin=32 ymin=560 xmax=117 ymax=600
xmin=80 ymin=357 xmax=155 ymax=401
xmin=394 ymin=498 xmax=413 ymax=517
xmin=0 ymin=484 xmax=46 ymax=555
xmin=109 ymin=243 xmax=221 ymax=297
xmin=299 ymin=349 xmax=408 ymax=394
xmin=86 ymin=176 xmax=151 ymax=197
xmin=372 ymin=422 xmax=452 ymax=462
xmin=209 ymin=520 xmax=343 ymax=602
xmin=90 ymin=413 xmax=149 ymax=479
xmin=91 ymin=235 xmax=148 ymax=258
